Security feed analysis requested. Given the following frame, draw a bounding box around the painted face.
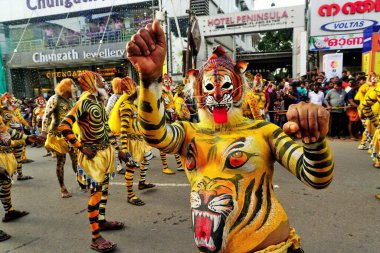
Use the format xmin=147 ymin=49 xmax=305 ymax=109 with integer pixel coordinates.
xmin=35 ymin=96 xmax=46 ymax=107
xmin=189 ymin=46 xmax=247 ymax=124
xmin=202 ymin=70 xmax=234 ymax=123
xmin=0 ymin=93 xmax=15 ymax=108
xmin=163 ymin=74 xmax=172 ymax=91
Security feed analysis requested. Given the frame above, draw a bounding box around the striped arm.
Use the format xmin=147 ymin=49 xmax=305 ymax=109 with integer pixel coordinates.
xmin=270 ymin=127 xmax=334 ymax=189
xmin=8 ymin=128 xmax=27 ymax=140
xmin=361 ymin=87 xmax=380 ymax=127
xmin=138 ymin=81 xmax=185 ymax=154
xmin=106 ymin=94 xmax=120 ymax=116
xmin=58 ymin=101 xmax=81 ymax=149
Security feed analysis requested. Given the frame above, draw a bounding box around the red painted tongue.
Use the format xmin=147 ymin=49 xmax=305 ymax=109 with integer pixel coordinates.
xmin=213 ymin=107 xmax=227 ymax=124
xmin=195 ymin=216 xmax=212 ymax=241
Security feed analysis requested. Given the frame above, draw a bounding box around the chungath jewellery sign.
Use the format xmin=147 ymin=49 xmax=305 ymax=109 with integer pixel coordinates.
xmin=0 ymin=0 xmax=141 ymax=22
xmin=32 ymin=48 xmax=125 ymax=63
xmin=309 ymin=33 xmax=364 ymax=51
xmin=7 ymin=42 xmax=126 ymax=67
xmin=198 ymin=5 xmax=305 ymax=37
xmin=310 ymin=0 xmax=380 ymax=36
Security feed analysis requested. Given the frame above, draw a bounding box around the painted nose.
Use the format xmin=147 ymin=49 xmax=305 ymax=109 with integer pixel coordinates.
xmin=215 ymin=87 xmax=222 ymax=101
xmin=199 ymin=189 xmax=217 ymax=204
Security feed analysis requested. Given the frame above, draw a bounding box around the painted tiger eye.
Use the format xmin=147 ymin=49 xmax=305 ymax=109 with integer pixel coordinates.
xmin=229 ymin=152 xmax=248 ymax=168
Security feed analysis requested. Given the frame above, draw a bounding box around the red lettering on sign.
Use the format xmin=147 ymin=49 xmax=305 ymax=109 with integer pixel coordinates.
xmin=319 ymin=0 xmax=380 ymax=16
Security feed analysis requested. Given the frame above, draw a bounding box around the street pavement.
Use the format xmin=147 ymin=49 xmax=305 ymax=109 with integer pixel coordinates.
xmin=1 ymin=140 xmax=380 ymax=253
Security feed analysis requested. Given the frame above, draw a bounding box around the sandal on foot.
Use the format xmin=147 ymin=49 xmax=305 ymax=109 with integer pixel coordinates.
xmin=0 ymin=230 xmax=11 ymax=242
xmin=138 ymin=182 xmax=156 ymax=190
xmin=162 ymin=168 xmax=175 ymax=175
xmin=372 ymin=163 xmax=380 ymax=169
xmin=128 ymin=197 xmax=145 ymax=206
xmin=99 ymin=220 xmax=125 ymax=231
xmin=3 ymin=210 xmax=29 ymax=222
xmin=90 ymin=237 xmax=117 ymax=253
xmin=17 ymin=175 xmax=33 ymax=181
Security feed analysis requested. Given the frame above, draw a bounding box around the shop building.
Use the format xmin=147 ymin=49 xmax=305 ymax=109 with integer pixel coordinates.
xmin=308 ymin=0 xmax=380 ymax=76
xmin=0 ymin=0 xmax=154 ymax=98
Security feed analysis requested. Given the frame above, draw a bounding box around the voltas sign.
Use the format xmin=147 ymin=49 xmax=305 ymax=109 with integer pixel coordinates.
xmin=310 ymin=0 xmax=380 ymax=36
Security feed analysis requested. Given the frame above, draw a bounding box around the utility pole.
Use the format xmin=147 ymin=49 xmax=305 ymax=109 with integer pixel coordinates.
xmin=185 ymin=0 xmax=192 ymax=77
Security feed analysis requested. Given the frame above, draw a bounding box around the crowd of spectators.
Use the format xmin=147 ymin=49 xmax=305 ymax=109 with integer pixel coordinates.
xmin=251 ymin=69 xmax=369 ymax=140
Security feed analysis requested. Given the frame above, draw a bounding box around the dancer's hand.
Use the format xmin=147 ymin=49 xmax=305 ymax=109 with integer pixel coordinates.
xmin=118 ymin=151 xmax=129 ymax=164
xmin=283 ymin=102 xmax=329 ymax=143
xmin=126 ymin=20 xmax=166 ymax=83
xmin=80 ymin=147 xmax=96 ymax=159
xmin=40 ymin=131 xmax=47 ymax=140
xmin=0 ymin=166 xmax=11 ymax=182
xmin=26 ymin=135 xmax=37 ymax=145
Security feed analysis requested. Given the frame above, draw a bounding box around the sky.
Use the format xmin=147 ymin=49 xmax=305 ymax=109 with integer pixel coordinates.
xmin=253 ymin=0 xmax=306 ymax=10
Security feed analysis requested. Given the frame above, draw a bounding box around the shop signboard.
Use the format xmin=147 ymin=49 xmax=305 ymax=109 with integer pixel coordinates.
xmin=323 ymin=53 xmax=343 ymax=79
xmin=7 ymin=42 xmax=127 ymax=68
xmin=310 ymin=0 xmax=380 ymax=37
xmin=198 ymin=5 xmax=304 ymax=37
xmin=0 ymin=0 xmax=141 ymax=22
xmin=309 ymin=33 xmax=363 ymax=51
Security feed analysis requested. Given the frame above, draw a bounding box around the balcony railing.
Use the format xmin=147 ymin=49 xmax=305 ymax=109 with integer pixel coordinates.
xmin=13 ymin=28 xmax=137 ymax=53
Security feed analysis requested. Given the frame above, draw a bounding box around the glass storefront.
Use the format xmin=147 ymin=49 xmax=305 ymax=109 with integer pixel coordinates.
xmin=6 ymin=1 xmax=154 ymax=53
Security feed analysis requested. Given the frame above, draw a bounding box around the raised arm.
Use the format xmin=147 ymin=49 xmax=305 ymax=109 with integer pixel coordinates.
xmin=275 ymin=102 xmax=334 ymax=189
xmin=15 ymin=108 xmax=29 ymax=128
xmin=361 ymin=87 xmax=380 ymax=127
xmin=126 ymin=20 xmax=185 ymax=154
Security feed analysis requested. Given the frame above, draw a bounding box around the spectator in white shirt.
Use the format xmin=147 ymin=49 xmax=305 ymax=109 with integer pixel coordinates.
xmin=308 ymin=84 xmax=325 ymax=105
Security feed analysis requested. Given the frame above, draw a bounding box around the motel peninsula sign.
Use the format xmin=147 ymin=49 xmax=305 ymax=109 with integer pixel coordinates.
xmin=32 ymin=48 xmax=125 ymax=63
xmin=198 ymin=5 xmax=305 ymax=37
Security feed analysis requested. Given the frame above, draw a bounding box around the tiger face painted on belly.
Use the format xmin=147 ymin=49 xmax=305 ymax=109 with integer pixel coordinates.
xmin=183 ymin=124 xmax=290 ymax=253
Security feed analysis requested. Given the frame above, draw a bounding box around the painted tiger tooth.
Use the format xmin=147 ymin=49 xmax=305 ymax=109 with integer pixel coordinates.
xmin=209 ymin=237 xmax=215 ymax=248
xmin=213 ymin=215 xmax=221 ymax=232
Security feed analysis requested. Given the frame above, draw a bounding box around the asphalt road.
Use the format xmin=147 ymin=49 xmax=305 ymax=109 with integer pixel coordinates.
xmin=1 ymin=140 xmax=380 ymax=253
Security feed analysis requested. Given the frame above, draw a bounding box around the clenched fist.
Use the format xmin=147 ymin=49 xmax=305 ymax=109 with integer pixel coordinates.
xmin=126 ymin=20 xmax=167 ymax=83
xmin=283 ymin=102 xmax=330 ymax=143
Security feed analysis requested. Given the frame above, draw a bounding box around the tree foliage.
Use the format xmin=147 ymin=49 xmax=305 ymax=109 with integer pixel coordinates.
xmin=257 ymin=29 xmax=293 ymax=52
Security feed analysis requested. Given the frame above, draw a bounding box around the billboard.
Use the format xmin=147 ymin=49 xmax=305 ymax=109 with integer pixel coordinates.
xmin=198 ymin=5 xmax=305 ymax=37
xmin=310 ymin=0 xmax=380 ymax=37
xmin=309 ymin=33 xmax=363 ymax=51
xmin=0 ymin=0 xmax=142 ymax=23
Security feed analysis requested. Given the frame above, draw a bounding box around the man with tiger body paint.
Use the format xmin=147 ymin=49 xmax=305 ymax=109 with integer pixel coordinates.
xmin=59 ymin=71 xmax=127 ymax=252
xmin=0 ymin=93 xmax=33 ymax=180
xmin=355 ymin=73 xmax=379 ymax=151
xmin=0 ymin=115 xmax=37 ymax=224
xmin=127 ymin=21 xmax=334 ymax=253
xmin=159 ymin=74 xmax=183 ymax=174
xmin=357 ymin=76 xmax=380 ymax=199
xmin=109 ymin=76 xmax=155 ymax=206
xmin=32 ymin=96 xmax=46 ymax=149
xmin=242 ymin=73 xmax=264 ymax=120
xmin=40 ymin=78 xmax=83 ymax=198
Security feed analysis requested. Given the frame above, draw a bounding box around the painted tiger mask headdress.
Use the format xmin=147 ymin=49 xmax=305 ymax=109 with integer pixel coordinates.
xmin=188 ymin=46 xmax=248 ymax=124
